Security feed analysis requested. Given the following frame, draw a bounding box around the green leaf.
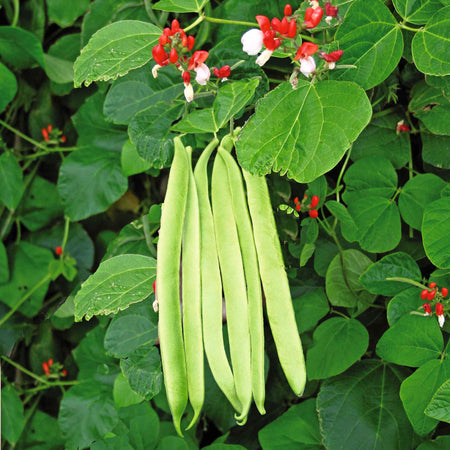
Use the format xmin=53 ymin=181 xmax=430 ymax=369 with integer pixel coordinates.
xmin=152 ymin=0 xmax=208 ymax=12
xmin=105 ymin=302 xmax=158 ymax=358
xmin=0 ymin=241 xmax=8 ymax=284
xmin=422 ymin=131 xmax=450 ymax=169
xmin=47 ymin=0 xmax=90 ymax=28
xmin=104 ymin=66 xmax=183 ymax=125
xmin=0 ymin=152 xmax=23 ymax=210
xmin=359 ymin=252 xmax=422 ymax=295
xmin=57 ymin=147 xmax=128 ymax=221
xmin=0 ymin=62 xmax=17 ymax=113
xmin=21 ymin=410 xmax=65 ymax=448
xmin=351 ymin=113 xmax=411 ymax=169
xmin=425 ymin=378 xmax=450 ymax=422
xmin=214 ymin=78 xmax=260 ymax=129
xmin=0 ymin=26 xmax=45 ymax=69
xmin=258 ymin=398 xmax=322 ymax=449
xmin=393 ymin=0 xmax=443 ymax=24
xmin=325 ymin=201 xmax=360 ymax=243
xmin=120 ymin=346 xmax=162 ymax=400
xmin=387 ymin=287 xmax=424 ymax=326
xmin=376 ymin=315 xmax=443 ymax=367
xmin=348 ymin=196 xmax=401 ymax=253
xmin=399 ymin=174 xmax=446 ymax=230
xmin=409 ymin=81 xmax=450 ymax=136
xmin=113 ymin=373 xmax=144 ymax=409
xmin=58 ymin=382 xmax=119 ymax=449
xmin=325 ymin=249 xmax=376 ymax=308
xmin=43 ymin=53 xmax=74 ymax=84
xmin=128 ymin=101 xmax=184 ymax=168
xmin=400 ymin=359 xmax=450 ymax=436
xmin=307 ymin=317 xmax=369 ymax=380
xmin=157 ymin=436 xmax=189 ymax=450
xmin=422 ymin=197 xmax=450 ymax=268
xmin=313 ymin=239 xmax=339 ymax=276
xmin=72 ymin=92 xmax=128 ymax=151
xmin=74 ymin=254 xmax=156 ymax=321
xmin=417 ymin=436 xmax=450 ymax=450
xmin=1 ymin=385 xmax=24 ymax=444
xmin=0 ymin=242 xmax=52 ymax=317
xmin=121 ymin=140 xmax=152 ymax=176
xmin=342 ymin=156 xmax=397 ymax=204
xmin=74 ymin=21 xmax=161 ymax=87
xmin=292 ymin=287 xmax=330 ymax=333
xmin=171 ymin=108 xmax=217 ymax=134
xmin=412 ymin=6 xmax=450 ymax=76
xmin=333 ymin=0 xmax=404 ymax=89
xmin=236 ymin=81 xmax=371 ymax=183
xmin=18 ymin=176 xmax=64 ymax=231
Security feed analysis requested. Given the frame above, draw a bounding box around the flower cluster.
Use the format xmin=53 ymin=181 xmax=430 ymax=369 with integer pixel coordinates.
xmin=241 ymin=2 xmax=342 ymax=80
xmin=151 ymin=20 xmax=232 ymax=102
xmin=42 ymin=358 xmax=67 ymax=377
xmin=41 ymin=124 xmax=66 ymax=144
xmin=294 ymin=194 xmax=319 ymax=218
xmin=421 ymin=282 xmax=448 ymax=327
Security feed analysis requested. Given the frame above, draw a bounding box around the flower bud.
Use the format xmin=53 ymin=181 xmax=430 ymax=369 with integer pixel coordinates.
xmin=184 ymin=82 xmax=194 ymax=102
xmin=441 ymin=287 xmax=448 ymax=297
xmin=255 ymin=49 xmax=274 ymax=67
xmin=284 ymin=4 xmax=292 ymax=16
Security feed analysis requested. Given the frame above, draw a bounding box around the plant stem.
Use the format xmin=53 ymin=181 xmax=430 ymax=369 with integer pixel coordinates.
xmin=20 ymin=381 xmax=79 ymax=395
xmin=330 ymin=308 xmax=350 ymax=319
xmin=185 ymin=14 xmax=205 ymax=32
xmin=0 ymin=118 xmax=47 ymax=151
xmin=1 ymin=355 xmax=48 ymax=384
xmin=11 ymin=0 xmax=19 ymax=27
xmin=0 ymin=208 xmax=14 ymax=240
xmin=386 ymin=277 xmax=428 ymax=290
xmin=398 ymin=22 xmax=421 ymax=33
xmin=335 ymin=145 xmax=352 ymax=204
xmin=372 ymin=107 xmax=397 ymax=119
xmin=0 ymin=274 xmax=52 ymax=328
xmin=142 ymin=214 xmax=157 ymax=257
xmin=203 ymin=16 xmax=256 ymax=27
xmin=61 ymin=215 xmax=71 ymax=252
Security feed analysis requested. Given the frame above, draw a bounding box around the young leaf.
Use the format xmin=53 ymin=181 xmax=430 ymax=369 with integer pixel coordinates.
xmin=376 ymin=315 xmax=443 ymax=367
xmin=74 ymin=254 xmax=156 ymax=321
xmin=74 ymin=21 xmax=161 ymax=87
xmin=307 ymin=317 xmax=369 ymax=380
xmin=236 ymin=81 xmax=371 ymax=183
xmin=47 ymin=0 xmax=90 ymax=28
xmin=387 ymin=287 xmax=424 ymax=326
xmin=318 ymin=360 xmax=414 ymax=450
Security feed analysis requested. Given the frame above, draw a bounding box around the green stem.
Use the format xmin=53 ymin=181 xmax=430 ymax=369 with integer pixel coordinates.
xmin=143 ymin=0 xmax=159 ymax=25
xmin=0 ymin=274 xmax=52 ymax=328
xmin=0 ymin=208 xmax=14 ymax=240
xmin=20 ymin=380 xmax=79 ymax=395
xmin=398 ymin=22 xmax=421 ymax=33
xmin=11 ymin=0 xmax=19 ymax=27
xmin=185 ymin=14 xmax=205 ymax=32
xmin=203 ymin=16 xmax=256 ymax=27
xmin=1 ymin=355 xmax=48 ymax=384
xmin=142 ymin=214 xmax=157 ymax=257
xmin=61 ymin=215 xmax=71 ymax=252
xmin=0 ymin=118 xmax=47 ymax=151
xmin=372 ymin=107 xmax=397 ymax=119
xmin=386 ymin=277 xmax=428 ymax=290
xmin=330 ymin=308 xmax=350 ymax=319
xmin=23 ymin=146 xmax=78 ymax=160
xmin=335 ymin=145 xmax=352 ymax=204
xmin=407 ymin=135 xmax=414 ymax=238
xmin=391 ymin=187 xmax=401 ymax=202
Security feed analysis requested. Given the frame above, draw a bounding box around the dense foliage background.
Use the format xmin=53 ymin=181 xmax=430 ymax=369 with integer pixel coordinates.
xmin=1 ymin=0 xmax=449 ymax=449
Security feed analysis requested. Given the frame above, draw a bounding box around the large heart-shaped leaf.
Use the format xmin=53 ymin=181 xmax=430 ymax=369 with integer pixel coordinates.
xmin=393 ymin=0 xmax=443 ymax=25
xmin=425 ymin=379 xmax=450 ymax=422
xmin=74 ymin=21 xmax=161 ymax=87
xmin=236 ymin=81 xmax=371 ymax=183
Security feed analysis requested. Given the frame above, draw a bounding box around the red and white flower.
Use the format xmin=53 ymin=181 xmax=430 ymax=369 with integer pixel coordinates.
xmin=294 ymin=42 xmax=319 ymax=77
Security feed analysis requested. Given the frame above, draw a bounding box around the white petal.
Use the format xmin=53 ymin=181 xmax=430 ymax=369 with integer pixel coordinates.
xmin=255 ymin=49 xmax=273 ymax=67
xmin=439 ymin=315 xmax=445 ymax=328
xmin=241 ymin=28 xmax=264 ymax=56
xmin=194 ymin=63 xmax=211 ymax=86
xmin=300 ymin=56 xmax=316 ymax=77
xmin=151 ymin=64 xmax=162 ymax=78
xmin=184 ymin=82 xmax=194 ymax=102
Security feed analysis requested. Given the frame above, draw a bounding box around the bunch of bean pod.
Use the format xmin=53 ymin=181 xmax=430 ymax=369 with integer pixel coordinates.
xmin=156 ymin=134 xmax=306 ymax=436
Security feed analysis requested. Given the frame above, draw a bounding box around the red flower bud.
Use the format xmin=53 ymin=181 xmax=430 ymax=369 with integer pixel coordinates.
xmin=309 ymin=209 xmax=318 ymax=219
xmin=182 ymin=71 xmax=191 ymax=84
xmin=271 ymin=17 xmax=281 ymax=32
xmin=325 ymin=2 xmax=339 ymax=18
xmin=152 ymin=44 xmax=169 ymax=66
xmin=396 ymin=121 xmax=410 ymax=132
xmin=304 ymin=6 xmax=323 ymax=28
xmin=42 ymin=362 xmax=50 ymax=375
xmin=280 ymin=16 xmax=289 ymax=35
xmin=55 ymin=246 xmax=63 ymax=255
xmin=62 ymin=369 xmax=67 ymax=377
xmin=436 ymin=302 xmax=444 ymax=315
xmin=310 ymin=195 xmax=319 ymax=208
xmin=320 ymin=49 xmax=343 ymax=63
xmin=427 ymin=290 xmax=436 ymax=301
xmin=61 ymin=135 xmax=67 ymax=143
xmin=284 ymin=4 xmax=292 ymax=16
xmin=287 ymin=19 xmax=297 ymax=38
xmin=294 ymin=42 xmax=319 ymax=60
xmin=429 ymin=282 xmax=437 ymax=289
xmin=48 ymin=358 xmax=54 ymax=367
xmin=441 ymin=287 xmax=448 ymax=297
xmin=181 ymin=35 xmax=188 ymax=47
xmin=421 ymin=289 xmax=429 ymax=300
xmin=295 ymin=203 xmax=301 ymax=212
xmin=153 ymin=279 xmax=157 ymax=295
xmin=163 ymin=27 xmax=172 ymax=36
xmin=169 ymin=48 xmax=178 ymax=64
xmin=213 ymin=65 xmax=231 ymax=79
xmin=159 ymin=34 xmax=169 ymax=45
xmin=171 ymin=19 xmax=180 ymax=32
xmin=187 ymin=35 xmax=195 ymax=51
xmin=294 ymin=197 xmax=299 ymax=204
xmin=47 ymin=125 xmax=52 ymax=132
xmin=423 ymin=303 xmax=432 ymax=315
xmin=42 ymin=128 xmax=49 ymax=142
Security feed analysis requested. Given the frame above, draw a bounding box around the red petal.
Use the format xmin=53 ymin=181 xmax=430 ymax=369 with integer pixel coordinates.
xmin=187 ymin=36 xmax=195 ymax=51
xmin=271 ymin=17 xmax=281 ymax=32
xmin=169 ymin=48 xmax=178 ymax=64
xmin=288 ymin=19 xmax=297 ymax=38
xmin=280 ymin=16 xmax=288 ymax=35
xmin=256 ymin=15 xmax=271 ymax=33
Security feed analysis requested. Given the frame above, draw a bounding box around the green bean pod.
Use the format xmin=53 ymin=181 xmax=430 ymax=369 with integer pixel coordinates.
xmin=243 ymin=171 xmax=306 ymax=396
xmin=182 ymin=147 xmax=204 ymax=430
xmin=193 ymin=139 xmax=242 ymax=415
xmin=212 ymin=152 xmax=252 ymax=424
xmin=218 ymin=147 xmax=266 ymax=415
xmin=157 ymin=137 xmax=189 ymax=436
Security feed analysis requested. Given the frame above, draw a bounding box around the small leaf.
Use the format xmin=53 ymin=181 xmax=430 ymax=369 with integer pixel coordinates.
xmin=74 ymin=254 xmax=155 ymax=321
xmin=1 ymin=386 xmax=25 ymax=444
xmin=171 ymin=108 xmax=217 ymax=133
xmin=412 ymin=6 xmax=450 ymax=76
xmin=47 ymin=0 xmax=90 ymax=28
xmin=422 ymin=130 xmax=450 ymax=169
xmin=153 ymin=0 xmax=208 ymax=12
xmin=0 ymin=152 xmax=23 ymax=210
xmin=387 ymin=287 xmax=424 ymax=326
xmin=258 ymin=398 xmax=322 ymax=449
xmin=121 ymin=141 xmax=152 ymax=176
xmin=325 ymin=201 xmax=360 ymax=243
xmin=236 ymin=81 xmax=371 ymax=183
xmin=307 ymin=317 xmax=369 ymax=380
xmin=359 ymin=252 xmax=422 ymax=295
xmin=425 ymin=378 xmax=450 ymax=423
xmin=376 ymin=315 xmax=443 ymax=367
xmin=0 ymin=62 xmax=17 ymax=113
xmin=416 ymin=436 xmax=450 ymax=450
xmin=292 ymin=287 xmax=330 ymax=334
xmin=400 ymin=359 xmax=450 ymax=436
xmin=113 ymin=373 xmax=144 ymax=409
xmin=74 ymin=21 xmax=161 ymax=87
xmin=43 ymin=53 xmax=74 ymax=84
xmin=422 ymin=197 xmax=450 ymax=268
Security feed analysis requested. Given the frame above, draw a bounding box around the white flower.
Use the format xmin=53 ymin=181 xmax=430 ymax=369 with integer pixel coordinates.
xmin=184 ymin=82 xmax=194 ymax=102
xmin=438 ymin=314 xmax=445 ymax=328
xmin=194 ymin=63 xmax=211 ymax=85
xmin=241 ymin=28 xmax=264 ymax=56
xmin=151 ymin=64 xmax=162 ymax=78
xmin=300 ymin=56 xmax=316 ymax=77
xmin=255 ymin=49 xmax=274 ymax=67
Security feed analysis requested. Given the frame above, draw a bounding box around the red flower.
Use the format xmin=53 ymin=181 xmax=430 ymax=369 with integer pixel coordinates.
xmin=423 ymin=303 xmax=432 ymax=315
xmin=421 ymin=289 xmax=429 ymax=300
xmin=441 ymin=287 xmax=448 ymax=297
xmin=325 ymin=2 xmax=339 ymax=18
xmin=188 ymin=50 xmax=209 ymax=70
xmin=169 ymin=48 xmax=178 ymax=64
xmin=294 ymin=42 xmax=319 ymax=60
xmin=55 ymin=246 xmax=63 ymax=255
xmin=42 ymin=361 xmax=50 ymax=375
xmin=213 ymin=65 xmax=231 ymax=79
xmin=152 ymin=44 xmax=169 ymax=66
xmin=304 ymin=7 xmax=323 ymax=28
xmin=310 ymin=195 xmax=319 ymax=208
xmin=396 ymin=120 xmax=410 ymax=132
xmin=309 ymin=209 xmax=318 ymax=219
xmin=320 ymin=50 xmax=343 ymax=63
